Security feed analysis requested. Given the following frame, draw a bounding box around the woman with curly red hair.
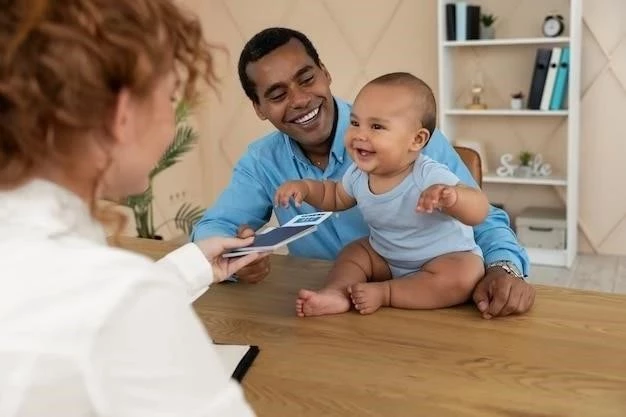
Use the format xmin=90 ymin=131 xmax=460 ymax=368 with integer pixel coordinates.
xmin=0 ymin=0 xmax=261 ymax=415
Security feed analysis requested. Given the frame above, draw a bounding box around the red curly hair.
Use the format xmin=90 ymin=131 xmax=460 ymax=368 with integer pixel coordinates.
xmin=0 ymin=0 xmax=217 ymax=188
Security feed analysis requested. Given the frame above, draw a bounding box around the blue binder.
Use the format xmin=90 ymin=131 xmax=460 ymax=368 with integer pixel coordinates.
xmin=455 ymin=2 xmax=467 ymax=41
xmin=550 ymin=47 xmax=570 ymax=110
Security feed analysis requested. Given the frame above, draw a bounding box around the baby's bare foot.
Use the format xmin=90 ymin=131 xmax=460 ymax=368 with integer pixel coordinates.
xmin=349 ymin=282 xmax=389 ymax=315
xmin=296 ymin=288 xmax=351 ymax=317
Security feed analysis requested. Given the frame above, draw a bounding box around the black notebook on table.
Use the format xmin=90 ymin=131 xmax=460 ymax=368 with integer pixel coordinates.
xmin=214 ymin=343 xmax=260 ymax=382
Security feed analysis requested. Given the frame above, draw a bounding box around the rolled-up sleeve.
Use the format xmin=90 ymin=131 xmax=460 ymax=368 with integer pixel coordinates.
xmin=192 ymin=152 xmax=273 ymax=241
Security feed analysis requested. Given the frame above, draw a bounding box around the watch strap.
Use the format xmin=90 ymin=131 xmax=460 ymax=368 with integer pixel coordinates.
xmin=486 ymin=260 xmax=523 ymax=278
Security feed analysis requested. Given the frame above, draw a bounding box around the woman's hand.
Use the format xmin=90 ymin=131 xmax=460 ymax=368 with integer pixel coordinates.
xmin=231 ymin=225 xmax=272 ymax=284
xmin=195 ymin=236 xmax=269 ymax=283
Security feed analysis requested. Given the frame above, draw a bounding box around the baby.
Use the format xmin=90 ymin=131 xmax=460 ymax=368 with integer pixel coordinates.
xmin=275 ymin=72 xmax=489 ymax=316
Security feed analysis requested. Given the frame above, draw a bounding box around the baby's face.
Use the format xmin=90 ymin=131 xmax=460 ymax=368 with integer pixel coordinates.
xmin=346 ymin=83 xmax=426 ymax=176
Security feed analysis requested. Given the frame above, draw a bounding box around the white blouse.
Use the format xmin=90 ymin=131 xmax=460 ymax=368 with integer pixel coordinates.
xmin=0 ymin=180 xmax=255 ymax=417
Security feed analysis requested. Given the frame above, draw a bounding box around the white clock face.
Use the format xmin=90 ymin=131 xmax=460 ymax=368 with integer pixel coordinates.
xmin=544 ymin=19 xmax=561 ymax=36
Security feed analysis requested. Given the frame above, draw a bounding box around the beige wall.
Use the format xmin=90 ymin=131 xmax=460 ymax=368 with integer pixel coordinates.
xmin=147 ymin=0 xmax=626 ymax=257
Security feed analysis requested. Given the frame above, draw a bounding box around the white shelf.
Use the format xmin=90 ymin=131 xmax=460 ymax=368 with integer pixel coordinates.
xmin=445 ymin=109 xmax=568 ymax=116
xmin=483 ymin=174 xmax=567 ymax=186
xmin=437 ymin=0 xmax=582 ymax=268
xmin=444 ymin=37 xmax=570 ymax=47
xmin=525 ymin=247 xmax=568 ymax=267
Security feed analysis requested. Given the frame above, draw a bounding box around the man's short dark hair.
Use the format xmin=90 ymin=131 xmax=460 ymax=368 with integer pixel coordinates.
xmin=367 ymin=72 xmax=437 ymax=136
xmin=238 ymin=27 xmax=321 ymax=103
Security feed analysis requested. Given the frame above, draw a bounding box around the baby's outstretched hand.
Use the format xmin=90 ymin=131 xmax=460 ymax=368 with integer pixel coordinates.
xmin=416 ymin=184 xmax=458 ymax=213
xmin=275 ymin=181 xmax=309 ymax=208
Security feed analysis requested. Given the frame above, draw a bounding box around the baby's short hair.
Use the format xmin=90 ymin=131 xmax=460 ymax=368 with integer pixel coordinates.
xmin=366 ymin=72 xmax=437 ymax=136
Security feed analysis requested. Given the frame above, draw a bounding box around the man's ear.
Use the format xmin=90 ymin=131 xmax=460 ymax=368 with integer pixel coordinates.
xmin=320 ymin=63 xmax=332 ymax=85
xmin=253 ymin=101 xmax=267 ymax=121
xmin=110 ymin=88 xmax=133 ymax=145
xmin=410 ymin=128 xmax=431 ymax=151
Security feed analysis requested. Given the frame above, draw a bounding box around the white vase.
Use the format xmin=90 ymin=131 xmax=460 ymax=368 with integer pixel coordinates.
xmin=510 ymin=98 xmax=523 ymax=110
xmin=481 ymin=25 xmax=495 ymax=40
xmin=515 ymin=166 xmax=533 ymax=178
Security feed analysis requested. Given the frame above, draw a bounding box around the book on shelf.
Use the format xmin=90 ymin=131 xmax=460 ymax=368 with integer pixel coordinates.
xmin=550 ymin=46 xmax=570 ymax=110
xmin=540 ymin=47 xmax=562 ymax=110
xmin=466 ymin=5 xmax=480 ymax=40
xmin=445 ymin=2 xmax=480 ymax=41
xmin=527 ymin=47 xmax=569 ymax=111
xmin=455 ymin=1 xmax=466 ymax=41
xmin=445 ymin=3 xmax=456 ymax=40
xmin=527 ymin=48 xmax=552 ymax=109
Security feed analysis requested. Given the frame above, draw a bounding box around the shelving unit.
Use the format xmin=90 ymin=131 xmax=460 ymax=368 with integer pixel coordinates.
xmin=443 ymin=36 xmax=571 ymax=47
xmin=445 ymin=109 xmax=568 ymax=116
xmin=483 ymin=174 xmax=567 ymax=186
xmin=437 ymin=0 xmax=582 ymax=268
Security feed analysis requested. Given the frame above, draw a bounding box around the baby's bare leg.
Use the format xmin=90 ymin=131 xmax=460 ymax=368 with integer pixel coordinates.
xmin=344 ymin=241 xmax=393 ymax=315
xmin=297 ymin=238 xmax=391 ymax=317
xmin=385 ymin=252 xmax=484 ymax=310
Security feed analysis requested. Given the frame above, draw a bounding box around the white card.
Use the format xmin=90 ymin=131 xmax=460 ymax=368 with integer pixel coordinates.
xmin=282 ymin=211 xmax=333 ymax=227
xmin=222 ymin=212 xmax=333 ymax=258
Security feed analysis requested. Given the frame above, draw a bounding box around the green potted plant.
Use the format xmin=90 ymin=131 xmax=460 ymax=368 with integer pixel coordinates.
xmin=480 ymin=13 xmax=497 ymax=40
xmin=122 ymin=101 xmax=204 ymax=240
xmin=516 ymin=151 xmax=534 ymax=177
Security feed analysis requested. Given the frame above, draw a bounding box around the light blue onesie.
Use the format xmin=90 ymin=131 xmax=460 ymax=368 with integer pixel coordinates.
xmin=341 ymin=153 xmax=482 ymax=278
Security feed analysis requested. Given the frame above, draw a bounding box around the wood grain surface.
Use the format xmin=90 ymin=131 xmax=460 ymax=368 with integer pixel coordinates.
xmin=115 ymin=237 xmax=626 ymax=417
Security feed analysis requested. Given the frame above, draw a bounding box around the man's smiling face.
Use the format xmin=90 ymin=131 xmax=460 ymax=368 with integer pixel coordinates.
xmin=247 ymin=38 xmax=335 ymax=148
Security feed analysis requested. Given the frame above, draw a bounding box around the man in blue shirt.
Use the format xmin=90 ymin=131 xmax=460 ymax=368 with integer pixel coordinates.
xmin=192 ymin=27 xmax=535 ymax=319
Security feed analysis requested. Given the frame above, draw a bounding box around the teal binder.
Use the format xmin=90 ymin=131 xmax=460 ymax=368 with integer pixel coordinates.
xmin=455 ymin=2 xmax=467 ymax=41
xmin=550 ymin=47 xmax=570 ymax=110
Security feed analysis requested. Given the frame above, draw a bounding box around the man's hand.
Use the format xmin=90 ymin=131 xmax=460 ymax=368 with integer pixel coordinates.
xmin=233 ymin=225 xmax=272 ymax=284
xmin=472 ymin=267 xmax=535 ymax=319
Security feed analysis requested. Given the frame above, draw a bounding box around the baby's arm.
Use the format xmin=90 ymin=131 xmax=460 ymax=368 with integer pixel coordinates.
xmin=303 ymin=180 xmax=356 ymax=211
xmin=444 ymin=185 xmax=489 ymax=226
xmin=275 ymin=180 xmax=356 ymax=211
xmin=416 ymin=158 xmax=489 ymax=226
xmin=417 ymin=183 xmax=488 ymax=226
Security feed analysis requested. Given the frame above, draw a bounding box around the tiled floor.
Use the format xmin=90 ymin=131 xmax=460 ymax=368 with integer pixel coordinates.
xmin=530 ymin=254 xmax=626 ymax=294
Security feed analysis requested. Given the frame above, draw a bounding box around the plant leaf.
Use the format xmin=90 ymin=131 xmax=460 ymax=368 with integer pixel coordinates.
xmin=150 ymin=125 xmax=198 ymax=179
xmin=122 ymin=187 xmax=152 ymax=210
xmin=119 ymin=100 xmax=200 ymax=239
xmin=175 ymin=100 xmax=190 ymax=125
xmin=174 ymin=203 xmax=205 ymax=236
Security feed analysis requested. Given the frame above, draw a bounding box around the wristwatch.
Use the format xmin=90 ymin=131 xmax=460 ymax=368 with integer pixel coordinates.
xmin=486 ymin=260 xmax=524 ymax=278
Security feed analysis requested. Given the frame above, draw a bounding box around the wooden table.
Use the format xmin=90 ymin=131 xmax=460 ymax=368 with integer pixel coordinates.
xmin=116 ymin=237 xmax=626 ymax=417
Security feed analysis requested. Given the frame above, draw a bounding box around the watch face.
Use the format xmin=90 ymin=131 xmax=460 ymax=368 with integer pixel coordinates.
xmin=543 ymin=18 xmax=561 ymax=37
